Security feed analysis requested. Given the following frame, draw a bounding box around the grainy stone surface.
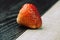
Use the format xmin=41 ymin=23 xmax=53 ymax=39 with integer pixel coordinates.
xmin=16 ymin=1 xmax=60 ymax=40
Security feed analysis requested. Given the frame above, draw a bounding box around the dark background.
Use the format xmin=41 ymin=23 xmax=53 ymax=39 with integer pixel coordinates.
xmin=0 ymin=0 xmax=58 ymax=40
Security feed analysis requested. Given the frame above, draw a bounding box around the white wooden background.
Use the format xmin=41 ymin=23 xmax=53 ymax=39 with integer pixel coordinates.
xmin=16 ymin=1 xmax=60 ymax=40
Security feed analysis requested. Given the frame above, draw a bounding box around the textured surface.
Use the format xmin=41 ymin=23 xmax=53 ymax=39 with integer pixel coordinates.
xmin=0 ymin=0 xmax=58 ymax=40
xmin=16 ymin=1 xmax=60 ymax=40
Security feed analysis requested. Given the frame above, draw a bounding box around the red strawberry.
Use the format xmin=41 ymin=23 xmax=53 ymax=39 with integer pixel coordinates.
xmin=17 ymin=3 xmax=42 ymax=29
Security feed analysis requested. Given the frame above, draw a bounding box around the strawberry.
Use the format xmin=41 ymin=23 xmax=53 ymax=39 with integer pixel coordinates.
xmin=17 ymin=3 xmax=42 ymax=29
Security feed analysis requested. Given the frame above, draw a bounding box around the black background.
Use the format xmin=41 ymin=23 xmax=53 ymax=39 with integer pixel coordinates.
xmin=0 ymin=0 xmax=58 ymax=40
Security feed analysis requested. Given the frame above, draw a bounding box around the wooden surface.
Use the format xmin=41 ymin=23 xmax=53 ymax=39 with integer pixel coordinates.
xmin=16 ymin=1 xmax=60 ymax=40
xmin=0 ymin=0 xmax=58 ymax=40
